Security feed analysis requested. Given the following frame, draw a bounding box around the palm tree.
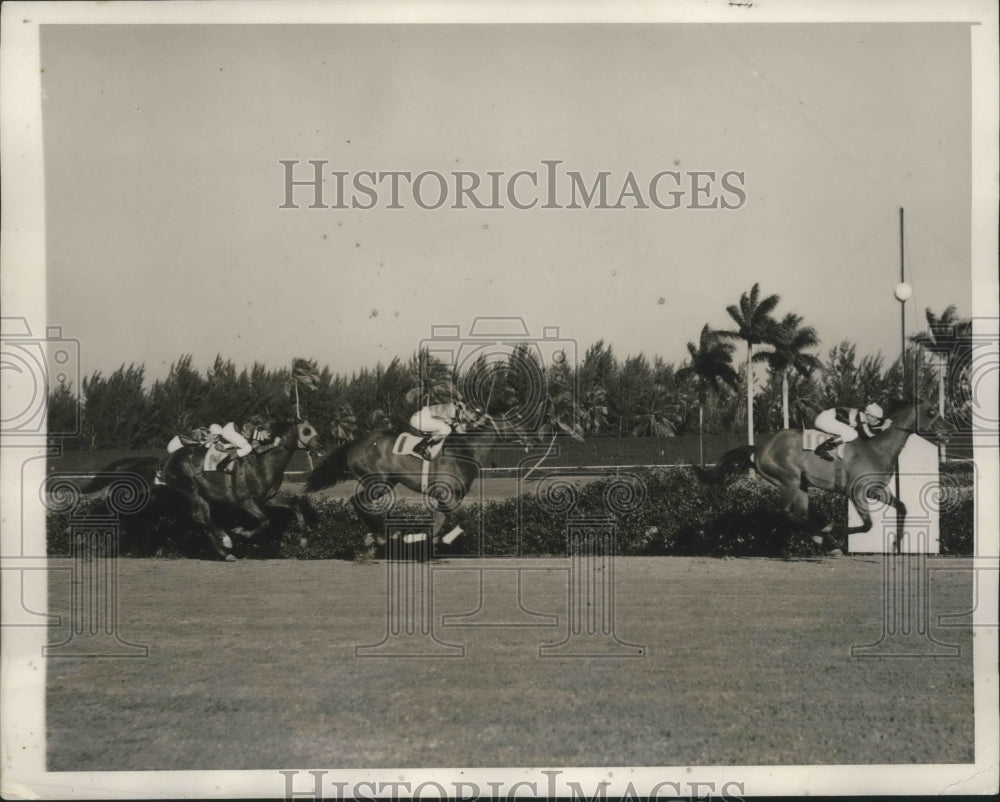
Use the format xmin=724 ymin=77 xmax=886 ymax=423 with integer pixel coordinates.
xmin=577 ymin=387 xmax=609 ymax=435
xmin=285 ymin=357 xmax=320 ymax=419
xmin=629 ymin=400 xmax=681 ymax=437
xmin=910 ymin=305 xmax=972 ymax=416
xmin=758 ymin=312 xmax=822 ymax=429
xmin=721 ymin=283 xmax=781 ymax=445
xmin=329 ymin=404 xmax=358 ymax=444
xmin=405 ymin=348 xmax=456 ymax=414
xmin=676 ymin=325 xmax=739 ymax=466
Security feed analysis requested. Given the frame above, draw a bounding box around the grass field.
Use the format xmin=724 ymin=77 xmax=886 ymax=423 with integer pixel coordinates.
xmin=46 ymin=555 xmax=974 ymax=770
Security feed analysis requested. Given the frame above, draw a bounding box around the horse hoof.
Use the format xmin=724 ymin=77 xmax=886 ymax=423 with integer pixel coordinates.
xmin=828 ymin=548 xmax=844 ymax=557
xmin=222 ymin=535 xmax=233 ymax=549
xmin=363 ymin=533 xmax=375 ymax=548
xmin=224 ymin=553 xmax=237 ymax=562
xmin=299 ymin=537 xmax=309 ymax=549
xmin=811 ymin=535 xmax=824 ymax=546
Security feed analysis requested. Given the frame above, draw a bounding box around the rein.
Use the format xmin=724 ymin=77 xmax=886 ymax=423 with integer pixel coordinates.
xmin=522 ymin=433 xmax=557 ymax=483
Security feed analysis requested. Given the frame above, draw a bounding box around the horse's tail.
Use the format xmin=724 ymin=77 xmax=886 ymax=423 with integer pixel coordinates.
xmin=304 ymin=443 xmax=354 ymax=493
xmin=693 ymin=446 xmax=756 ymax=486
xmin=79 ymin=457 xmax=161 ymax=494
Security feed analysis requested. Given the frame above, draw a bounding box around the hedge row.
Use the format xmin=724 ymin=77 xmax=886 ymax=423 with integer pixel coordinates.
xmin=47 ymin=467 xmax=975 ymax=559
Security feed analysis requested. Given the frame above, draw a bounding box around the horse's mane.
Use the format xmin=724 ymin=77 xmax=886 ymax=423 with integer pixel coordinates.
xmin=444 ymin=424 xmax=507 ymax=455
xmin=884 ymin=398 xmax=916 ymax=418
xmin=269 ymin=419 xmax=300 ymax=434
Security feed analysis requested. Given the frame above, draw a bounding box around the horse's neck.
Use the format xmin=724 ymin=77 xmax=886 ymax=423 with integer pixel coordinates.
xmin=450 ymin=433 xmax=500 ymax=463
xmin=870 ymin=424 xmax=911 ymax=465
xmin=258 ymin=434 xmax=298 ymax=478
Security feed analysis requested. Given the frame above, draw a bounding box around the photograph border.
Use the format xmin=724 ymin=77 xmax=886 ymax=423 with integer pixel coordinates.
xmin=2 ymin=1 xmax=998 ymax=798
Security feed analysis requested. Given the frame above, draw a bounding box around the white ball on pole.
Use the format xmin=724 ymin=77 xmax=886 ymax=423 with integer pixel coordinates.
xmin=894 ymin=282 xmax=912 ymax=302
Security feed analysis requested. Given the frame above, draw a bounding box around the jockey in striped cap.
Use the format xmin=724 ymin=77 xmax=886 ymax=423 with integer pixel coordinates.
xmin=813 ymin=403 xmax=890 ymax=461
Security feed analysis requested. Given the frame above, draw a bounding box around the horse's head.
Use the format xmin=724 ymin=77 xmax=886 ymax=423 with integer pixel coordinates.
xmin=482 ymin=413 xmax=585 ymax=453
xmin=295 ymin=419 xmax=320 ymax=449
xmin=478 ymin=413 xmax=539 ymax=450
xmin=271 ymin=419 xmax=320 ymax=450
xmin=886 ymin=399 xmax=953 ymax=442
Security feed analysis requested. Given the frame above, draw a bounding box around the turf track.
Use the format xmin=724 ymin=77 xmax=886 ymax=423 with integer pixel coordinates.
xmin=47 ymin=555 xmax=974 ymax=770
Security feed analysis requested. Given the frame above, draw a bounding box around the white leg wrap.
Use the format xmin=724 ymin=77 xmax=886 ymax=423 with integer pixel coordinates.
xmin=442 ymin=525 xmax=463 ymax=545
xmin=403 ymin=532 xmax=427 ymax=543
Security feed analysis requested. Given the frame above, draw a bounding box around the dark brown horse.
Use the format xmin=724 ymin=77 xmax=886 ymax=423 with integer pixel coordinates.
xmin=82 ymin=419 xmax=319 ymax=560
xmin=697 ymin=400 xmax=951 ymax=553
xmin=305 ymin=415 xmax=530 ymax=551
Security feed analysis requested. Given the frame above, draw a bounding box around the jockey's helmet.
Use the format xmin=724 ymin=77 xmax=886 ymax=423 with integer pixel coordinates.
xmin=864 ymin=403 xmax=884 ymax=422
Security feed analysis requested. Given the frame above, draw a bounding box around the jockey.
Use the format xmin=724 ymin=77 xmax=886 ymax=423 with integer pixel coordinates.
xmin=239 ymin=416 xmax=282 ymax=454
xmin=211 ymin=421 xmax=253 ymax=457
xmin=813 ymin=403 xmax=890 ymax=461
xmin=165 ymin=417 xmax=277 ymax=464
xmin=408 ymin=400 xmax=486 ymax=460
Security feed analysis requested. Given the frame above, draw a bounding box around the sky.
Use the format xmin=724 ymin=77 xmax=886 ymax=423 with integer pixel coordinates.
xmin=41 ymin=22 xmax=973 ymax=385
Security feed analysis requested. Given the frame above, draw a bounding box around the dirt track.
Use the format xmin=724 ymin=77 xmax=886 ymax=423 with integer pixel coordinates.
xmin=47 ymin=555 xmax=974 ymax=770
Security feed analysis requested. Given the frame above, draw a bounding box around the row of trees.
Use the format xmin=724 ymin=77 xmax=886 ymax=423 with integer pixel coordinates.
xmin=47 ymin=288 xmax=973 ymax=452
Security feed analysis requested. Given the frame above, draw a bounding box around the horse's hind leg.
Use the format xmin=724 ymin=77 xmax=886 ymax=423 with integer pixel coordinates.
xmin=429 ymin=492 xmax=464 ymax=547
xmin=777 ymin=485 xmax=842 ymax=553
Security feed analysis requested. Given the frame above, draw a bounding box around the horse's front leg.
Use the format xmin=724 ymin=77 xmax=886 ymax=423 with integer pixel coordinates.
xmin=186 ymin=492 xmax=237 ymax=561
xmin=231 ymin=498 xmax=270 ymax=539
xmin=351 ymin=489 xmax=390 ymax=556
xmin=885 ymin=492 xmax=907 ymax=555
xmin=286 ymin=496 xmax=317 ymax=548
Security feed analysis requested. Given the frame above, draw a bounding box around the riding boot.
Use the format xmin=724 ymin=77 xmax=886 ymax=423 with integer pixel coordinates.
xmin=814 ymin=437 xmax=840 ymax=461
xmin=412 ymin=436 xmax=432 ymax=461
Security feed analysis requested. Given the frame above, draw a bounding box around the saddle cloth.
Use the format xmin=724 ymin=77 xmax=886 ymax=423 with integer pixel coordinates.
xmin=801 ymin=429 xmax=846 ymax=460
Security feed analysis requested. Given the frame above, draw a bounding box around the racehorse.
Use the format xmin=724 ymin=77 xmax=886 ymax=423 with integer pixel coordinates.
xmin=82 ymin=419 xmax=319 ymax=560
xmin=696 ymin=399 xmax=952 ymax=553
xmin=304 ymin=415 xmax=531 ymax=551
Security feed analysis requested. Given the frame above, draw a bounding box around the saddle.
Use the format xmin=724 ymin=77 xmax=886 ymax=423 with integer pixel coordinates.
xmin=201 ymin=443 xmax=240 ymax=473
xmin=166 ymin=429 xmax=239 ymax=472
xmin=801 ymin=429 xmax=846 ymax=461
xmin=392 ymin=432 xmax=442 ymax=493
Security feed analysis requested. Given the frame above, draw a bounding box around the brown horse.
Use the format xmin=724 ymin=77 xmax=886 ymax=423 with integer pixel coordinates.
xmin=82 ymin=419 xmax=319 ymax=560
xmin=304 ymin=415 xmax=530 ymax=550
xmin=696 ymin=400 xmax=951 ymax=553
